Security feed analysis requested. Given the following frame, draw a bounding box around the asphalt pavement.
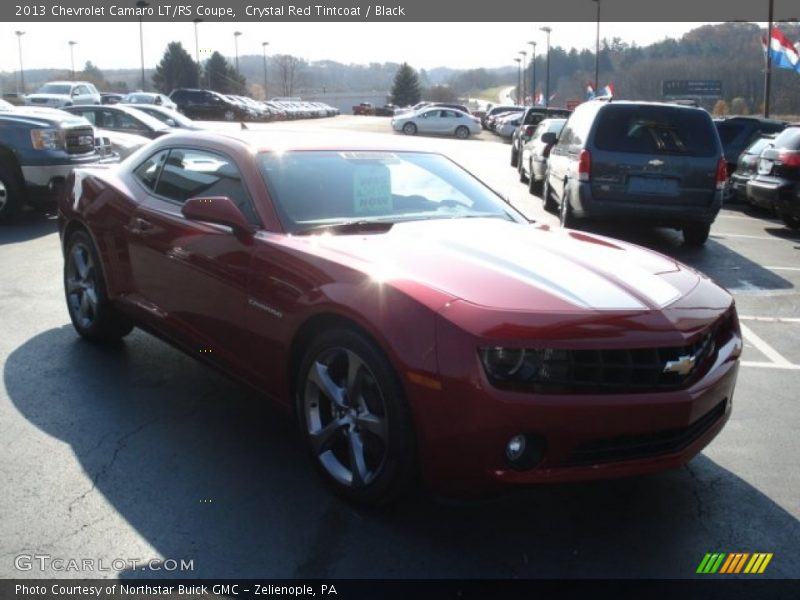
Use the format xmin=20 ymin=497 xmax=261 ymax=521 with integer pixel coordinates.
xmin=0 ymin=116 xmax=798 ymax=580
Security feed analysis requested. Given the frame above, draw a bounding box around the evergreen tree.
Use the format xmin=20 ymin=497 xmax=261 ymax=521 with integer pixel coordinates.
xmin=152 ymin=42 xmax=199 ymax=93
xmin=204 ymin=51 xmax=247 ymax=95
xmin=390 ymin=63 xmax=421 ymax=106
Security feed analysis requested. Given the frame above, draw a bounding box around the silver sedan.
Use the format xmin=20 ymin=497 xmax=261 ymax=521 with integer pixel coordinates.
xmin=391 ymin=107 xmax=481 ymax=139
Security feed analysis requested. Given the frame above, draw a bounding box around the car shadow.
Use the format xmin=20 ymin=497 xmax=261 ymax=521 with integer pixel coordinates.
xmin=4 ymin=326 xmax=799 ymax=579
xmin=565 ymin=221 xmax=794 ymax=293
xmin=0 ymin=208 xmax=58 ymax=245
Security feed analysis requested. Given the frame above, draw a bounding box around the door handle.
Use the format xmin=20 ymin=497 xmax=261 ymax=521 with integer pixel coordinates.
xmin=127 ymin=217 xmax=154 ymax=235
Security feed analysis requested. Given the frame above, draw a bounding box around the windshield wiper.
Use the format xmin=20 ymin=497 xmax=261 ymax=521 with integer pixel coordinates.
xmin=293 ymin=219 xmax=396 ymax=236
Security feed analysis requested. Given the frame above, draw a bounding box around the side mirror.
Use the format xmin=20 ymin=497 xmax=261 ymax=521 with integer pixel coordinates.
xmin=165 ymin=118 xmax=177 ymax=127
xmin=182 ymin=197 xmax=253 ymax=234
xmin=541 ymin=132 xmax=557 ymax=145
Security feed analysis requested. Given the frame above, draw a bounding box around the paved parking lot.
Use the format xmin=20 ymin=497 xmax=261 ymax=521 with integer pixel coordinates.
xmin=0 ymin=116 xmax=798 ymax=579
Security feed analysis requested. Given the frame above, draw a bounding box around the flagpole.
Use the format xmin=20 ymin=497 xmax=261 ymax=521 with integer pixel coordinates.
xmin=764 ymin=0 xmax=773 ymax=118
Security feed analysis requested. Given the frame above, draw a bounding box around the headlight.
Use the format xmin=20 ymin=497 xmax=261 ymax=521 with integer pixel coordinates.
xmin=479 ymin=347 xmax=570 ymax=384
xmin=30 ymin=128 xmax=64 ymax=150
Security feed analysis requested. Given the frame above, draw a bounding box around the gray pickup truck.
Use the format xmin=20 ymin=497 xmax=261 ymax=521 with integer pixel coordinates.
xmin=0 ymin=102 xmax=116 ymax=223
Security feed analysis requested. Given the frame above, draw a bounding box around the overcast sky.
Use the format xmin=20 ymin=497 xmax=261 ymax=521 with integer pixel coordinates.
xmin=0 ymin=21 xmax=726 ymax=75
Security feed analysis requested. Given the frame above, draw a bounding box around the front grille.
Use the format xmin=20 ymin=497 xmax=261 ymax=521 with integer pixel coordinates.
xmin=567 ymin=399 xmax=727 ymax=465
xmin=65 ymin=126 xmax=95 ymax=155
xmin=484 ymin=311 xmax=737 ymax=395
xmin=30 ymin=98 xmax=48 ymax=104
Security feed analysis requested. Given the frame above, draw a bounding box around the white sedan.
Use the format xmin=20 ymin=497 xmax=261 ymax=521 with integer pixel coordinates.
xmin=391 ymin=107 xmax=481 ymax=139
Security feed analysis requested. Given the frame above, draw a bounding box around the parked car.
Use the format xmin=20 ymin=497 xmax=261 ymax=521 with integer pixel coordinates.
xmin=94 ymin=128 xmax=149 ymax=160
xmin=495 ymin=114 xmax=523 ymax=139
xmin=24 ymin=81 xmax=101 ymax=108
xmin=58 ymin=130 xmax=741 ymax=504
xmin=122 ymin=92 xmax=178 ymax=111
xmin=352 ymin=102 xmax=375 ymax=116
xmin=100 ymin=93 xmax=125 ymax=105
xmin=486 ymin=108 xmax=524 ymax=132
xmin=543 ymin=100 xmax=726 ymax=246
xmin=391 ymin=107 xmax=481 ymax=139
xmin=0 ymin=105 xmax=115 ymax=222
xmin=120 ymin=103 xmax=202 ymax=130
xmin=715 ymin=116 xmax=787 ymax=177
xmin=482 ymin=105 xmax=522 ymax=129
xmin=727 ymin=134 xmax=776 ymax=204
xmin=520 ymin=118 xmax=567 ymax=193
xmin=511 ymin=107 xmax=572 ymax=170
xmin=169 ymin=88 xmax=250 ymax=121
xmin=62 ymin=104 xmax=173 ymax=140
xmin=746 ymin=125 xmax=800 ymax=229
xmin=374 ymin=104 xmax=398 ymax=117
xmin=427 ymin=102 xmax=471 ymax=114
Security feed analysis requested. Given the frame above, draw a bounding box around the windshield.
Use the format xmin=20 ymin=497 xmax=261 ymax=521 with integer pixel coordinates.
xmin=37 ymin=83 xmax=72 ymax=95
xmin=258 ymin=151 xmax=522 ymax=233
xmin=124 ymin=94 xmax=154 ymax=103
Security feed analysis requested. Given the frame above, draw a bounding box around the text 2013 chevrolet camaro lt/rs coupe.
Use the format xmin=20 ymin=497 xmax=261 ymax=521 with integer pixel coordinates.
xmin=58 ymin=131 xmax=742 ymax=505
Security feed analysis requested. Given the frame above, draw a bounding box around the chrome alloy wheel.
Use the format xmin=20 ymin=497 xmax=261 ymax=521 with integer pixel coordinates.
xmin=0 ymin=178 xmax=8 ymax=213
xmin=303 ymin=347 xmax=389 ymax=488
xmin=65 ymin=242 xmax=99 ymax=330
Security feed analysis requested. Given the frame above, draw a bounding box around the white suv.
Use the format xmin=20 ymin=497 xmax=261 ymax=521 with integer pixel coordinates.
xmin=25 ymin=81 xmax=101 ymax=108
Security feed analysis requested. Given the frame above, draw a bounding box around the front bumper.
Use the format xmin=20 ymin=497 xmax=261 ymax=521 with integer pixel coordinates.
xmin=410 ymin=307 xmax=741 ymax=497
xmin=21 ymin=154 xmax=118 ymax=203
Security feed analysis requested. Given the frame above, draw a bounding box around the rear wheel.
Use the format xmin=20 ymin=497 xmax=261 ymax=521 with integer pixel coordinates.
xmin=0 ymin=164 xmax=24 ymax=224
xmin=455 ymin=126 xmax=470 ymax=140
xmin=778 ymin=210 xmax=800 ymax=230
xmin=402 ymin=122 xmax=417 ymax=136
xmin=542 ymin=171 xmax=557 ymax=212
xmin=296 ymin=328 xmax=416 ymax=506
xmin=510 ymin=145 xmax=519 ymax=167
xmin=682 ymin=223 xmax=711 ymax=247
xmin=528 ymin=159 xmax=542 ymax=196
xmin=559 ymin=187 xmax=576 ymax=228
xmin=223 ymin=109 xmax=235 ymax=121
xmin=64 ymin=230 xmax=133 ymax=342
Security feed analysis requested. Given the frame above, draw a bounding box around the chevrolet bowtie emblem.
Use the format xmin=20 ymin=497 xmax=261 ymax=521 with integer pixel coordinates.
xmin=648 ymin=159 xmax=665 ymax=167
xmin=663 ymin=354 xmax=696 ymax=375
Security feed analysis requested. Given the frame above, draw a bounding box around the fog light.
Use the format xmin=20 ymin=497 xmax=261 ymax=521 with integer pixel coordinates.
xmin=506 ymin=435 xmax=527 ymax=462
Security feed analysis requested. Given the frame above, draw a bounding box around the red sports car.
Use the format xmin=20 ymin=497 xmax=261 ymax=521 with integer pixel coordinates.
xmin=58 ymin=131 xmax=742 ymax=505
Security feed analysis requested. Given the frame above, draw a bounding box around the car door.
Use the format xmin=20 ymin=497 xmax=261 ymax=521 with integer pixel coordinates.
xmin=125 ymin=146 xmax=260 ymax=373
xmin=416 ymin=109 xmax=438 ymax=134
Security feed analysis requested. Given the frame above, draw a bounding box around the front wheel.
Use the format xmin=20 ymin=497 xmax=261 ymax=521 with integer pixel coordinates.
xmin=223 ymin=109 xmax=235 ymax=121
xmin=528 ymin=160 xmax=542 ymax=196
xmin=778 ymin=209 xmax=800 ymax=230
xmin=542 ymin=172 xmax=557 ymax=212
xmin=510 ymin=146 xmax=519 ymax=167
xmin=402 ymin=122 xmax=417 ymax=136
xmin=64 ymin=230 xmax=133 ymax=342
xmin=455 ymin=126 xmax=470 ymax=140
xmin=682 ymin=223 xmax=711 ymax=246
xmin=0 ymin=164 xmax=24 ymax=224
xmin=559 ymin=186 xmax=577 ymax=229
xmin=296 ymin=328 xmax=416 ymax=506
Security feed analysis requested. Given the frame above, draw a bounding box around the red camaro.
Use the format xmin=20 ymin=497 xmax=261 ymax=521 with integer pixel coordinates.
xmin=58 ymin=131 xmax=742 ymax=505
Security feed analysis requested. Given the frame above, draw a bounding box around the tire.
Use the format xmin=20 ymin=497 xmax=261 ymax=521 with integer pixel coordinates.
xmin=510 ymin=145 xmax=519 ymax=167
xmin=223 ymin=109 xmax=235 ymax=121
xmin=455 ymin=126 xmax=470 ymax=140
xmin=542 ymin=171 xmax=557 ymax=212
xmin=519 ymin=158 xmax=528 ymax=183
xmin=0 ymin=163 xmax=24 ymax=224
xmin=402 ymin=122 xmax=417 ymax=136
xmin=528 ymin=159 xmax=542 ymax=196
xmin=777 ymin=209 xmax=800 ymax=230
xmin=559 ymin=185 xmax=577 ymax=229
xmin=64 ymin=230 xmax=133 ymax=342
xmin=296 ymin=328 xmax=416 ymax=506
xmin=682 ymin=223 xmax=711 ymax=247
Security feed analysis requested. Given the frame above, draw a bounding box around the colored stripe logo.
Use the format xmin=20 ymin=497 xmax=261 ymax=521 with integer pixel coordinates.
xmin=697 ymin=553 xmax=773 ymax=574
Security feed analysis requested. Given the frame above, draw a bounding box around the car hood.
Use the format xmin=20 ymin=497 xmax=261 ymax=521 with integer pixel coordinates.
xmin=281 ymin=218 xmax=706 ymax=313
xmin=26 ymin=93 xmax=71 ymax=102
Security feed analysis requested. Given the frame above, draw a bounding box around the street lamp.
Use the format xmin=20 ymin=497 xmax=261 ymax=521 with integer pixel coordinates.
xmin=136 ymin=0 xmax=149 ymax=91
xmin=15 ymin=31 xmax=25 ymax=94
xmin=764 ymin=0 xmax=774 ymax=117
xmin=193 ymin=18 xmax=202 ymax=87
xmin=234 ymin=31 xmax=242 ymax=72
xmin=262 ymin=42 xmax=270 ymax=100
xmin=593 ymin=0 xmax=601 ymax=91
xmin=539 ymin=26 xmax=552 ymax=107
xmin=527 ymin=40 xmax=537 ymax=102
xmin=513 ymin=57 xmax=522 ymax=104
xmin=68 ymin=41 xmax=77 ymax=80
xmin=518 ymin=51 xmax=527 ymax=105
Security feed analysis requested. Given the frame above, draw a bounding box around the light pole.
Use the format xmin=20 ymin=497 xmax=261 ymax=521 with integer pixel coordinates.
xmin=764 ymin=0 xmax=774 ymax=117
xmin=262 ymin=42 xmax=270 ymax=100
xmin=68 ymin=41 xmax=77 ymax=80
xmin=15 ymin=31 xmax=25 ymax=94
xmin=234 ymin=31 xmax=242 ymax=72
xmin=193 ymin=18 xmax=202 ymax=87
xmin=539 ymin=26 xmax=552 ymax=107
xmin=527 ymin=40 xmax=537 ymax=102
xmin=519 ymin=51 xmax=527 ymax=105
xmin=513 ymin=58 xmax=521 ymax=104
xmin=136 ymin=0 xmax=149 ymax=91
xmin=593 ymin=0 xmax=601 ymax=91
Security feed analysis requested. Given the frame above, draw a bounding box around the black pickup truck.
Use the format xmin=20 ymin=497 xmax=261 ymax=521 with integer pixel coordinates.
xmin=0 ymin=103 xmax=116 ymax=223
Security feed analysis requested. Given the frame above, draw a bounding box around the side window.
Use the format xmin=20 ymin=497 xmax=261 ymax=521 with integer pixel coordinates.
xmin=75 ymin=110 xmax=96 ymax=125
xmin=132 ymin=150 xmax=169 ymax=192
xmin=558 ymin=124 xmax=575 ymax=146
xmin=155 ymin=148 xmax=258 ymax=224
xmin=114 ymin=113 xmax=142 ymax=131
xmin=75 ymin=86 xmax=88 ymax=96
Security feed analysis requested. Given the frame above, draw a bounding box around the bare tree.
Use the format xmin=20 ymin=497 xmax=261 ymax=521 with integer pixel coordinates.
xmin=275 ymin=54 xmax=303 ymax=96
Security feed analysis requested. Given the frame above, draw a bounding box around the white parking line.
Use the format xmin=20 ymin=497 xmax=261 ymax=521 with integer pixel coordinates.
xmin=739 ymin=322 xmax=795 ymax=369
xmin=764 ymin=266 xmax=800 ymax=272
xmin=711 ymin=233 xmax=783 ymax=241
xmin=740 ymin=316 xmax=800 ymax=323
xmin=740 ymin=361 xmax=800 ymax=370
